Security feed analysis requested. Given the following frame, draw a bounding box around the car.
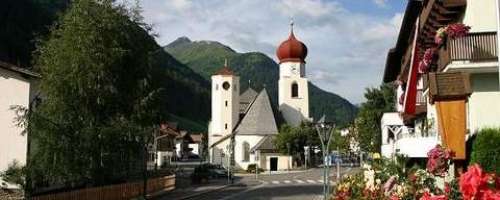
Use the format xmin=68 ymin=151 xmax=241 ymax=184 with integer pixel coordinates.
xmin=202 ymin=163 xmax=230 ymax=178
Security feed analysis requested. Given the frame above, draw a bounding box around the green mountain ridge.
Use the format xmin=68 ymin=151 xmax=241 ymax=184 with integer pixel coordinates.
xmin=164 ymin=37 xmax=358 ymax=126
xmin=0 ymin=0 xmax=209 ymax=133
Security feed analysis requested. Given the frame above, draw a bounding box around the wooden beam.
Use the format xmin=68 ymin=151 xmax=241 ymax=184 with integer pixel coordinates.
xmin=434 ymin=3 xmax=459 ymax=15
xmin=440 ymin=0 xmax=467 ymax=8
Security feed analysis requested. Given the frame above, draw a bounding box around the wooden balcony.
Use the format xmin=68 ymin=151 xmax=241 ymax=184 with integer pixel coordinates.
xmin=438 ymin=32 xmax=498 ymax=72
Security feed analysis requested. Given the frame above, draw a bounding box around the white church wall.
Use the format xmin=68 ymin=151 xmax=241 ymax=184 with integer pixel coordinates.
xmin=233 ymin=135 xmax=264 ymax=170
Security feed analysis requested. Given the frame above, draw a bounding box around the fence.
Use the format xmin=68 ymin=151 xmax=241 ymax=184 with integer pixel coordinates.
xmin=29 ymin=175 xmax=175 ymax=200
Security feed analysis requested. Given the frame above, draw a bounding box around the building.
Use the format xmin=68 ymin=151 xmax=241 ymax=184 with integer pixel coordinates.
xmin=208 ymin=24 xmax=310 ymax=171
xmin=0 ymin=61 xmax=40 ymax=188
xmin=381 ymin=0 xmax=500 ymax=165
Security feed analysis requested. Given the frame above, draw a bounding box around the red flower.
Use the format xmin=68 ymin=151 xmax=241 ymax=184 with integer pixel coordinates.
xmin=460 ymin=164 xmax=484 ymax=199
xmin=419 ymin=191 xmax=447 ymax=200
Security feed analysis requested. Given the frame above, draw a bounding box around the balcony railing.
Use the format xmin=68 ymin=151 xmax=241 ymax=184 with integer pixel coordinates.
xmin=416 ymin=89 xmax=426 ymax=105
xmin=438 ymin=32 xmax=498 ymax=71
xmin=396 ymin=131 xmax=437 ymax=141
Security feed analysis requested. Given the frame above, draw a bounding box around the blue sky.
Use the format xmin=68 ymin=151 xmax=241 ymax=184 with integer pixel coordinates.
xmin=140 ymin=0 xmax=407 ymax=104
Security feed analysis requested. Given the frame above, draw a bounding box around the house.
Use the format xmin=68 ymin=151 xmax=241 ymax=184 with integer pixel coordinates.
xmin=381 ymin=0 xmax=500 ymax=169
xmin=0 ymin=61 xmax=40 ymax=188
xmin=208 ymin=24 xmax=310 ymax=171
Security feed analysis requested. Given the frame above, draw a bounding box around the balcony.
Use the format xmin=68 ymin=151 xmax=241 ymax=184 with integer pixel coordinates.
xmin=438 ymin=32 xmax=498 ymax=73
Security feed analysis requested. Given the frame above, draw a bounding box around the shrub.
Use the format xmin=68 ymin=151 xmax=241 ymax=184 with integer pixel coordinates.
xmin=191 ymin=166 xmax=209 ymax=184
xmin=470 ymin=128 xmax=500 ymax=174
xmin=0 ymin=160 xmax=26 ymax=190
xmin=246 ymin=164 xmax=264 ymax=173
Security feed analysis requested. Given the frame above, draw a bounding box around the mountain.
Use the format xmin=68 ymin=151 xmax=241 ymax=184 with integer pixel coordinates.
xmin=164 ymin=37 xmax=358 ymax=126
xmin=0 ymin=1 xmax=210 ymax=133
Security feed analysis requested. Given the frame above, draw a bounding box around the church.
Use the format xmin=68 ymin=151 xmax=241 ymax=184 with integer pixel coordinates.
xmin=208 ymin=24 xmax=310 ymax=171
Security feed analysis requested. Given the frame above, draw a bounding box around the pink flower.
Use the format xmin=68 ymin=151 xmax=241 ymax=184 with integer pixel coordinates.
xmin=426 ymin=145 xmax=452 ymax=176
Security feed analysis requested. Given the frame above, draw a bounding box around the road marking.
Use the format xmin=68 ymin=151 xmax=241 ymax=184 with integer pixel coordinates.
xmin=295 ymin=180 xmax=304 ymax=184
xmin=261 ymin=181 xmax=269 ymax=184
xmin=272 ymin=181 xmax=279 ymax=184
xmin=317 ymin=179 xmax=324 ymax=183
xmin=307 ymin=180 xmax=315 ymax=183
xmin=284 ymin=180 xmax=292 ymax=184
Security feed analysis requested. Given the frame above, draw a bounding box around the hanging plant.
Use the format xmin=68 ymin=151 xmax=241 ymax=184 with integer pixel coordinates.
xmin=434 ymin=23 xmax=471 ymax=45
xmin=418 ymin=47 xmax=437 ymax=74
xmin=426 ymin=145 xmax=452 ymax=177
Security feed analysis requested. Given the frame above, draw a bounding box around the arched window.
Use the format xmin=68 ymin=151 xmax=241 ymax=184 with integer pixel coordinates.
xmin=291 ymin=82 xmax=299 ymax=98
xmin=243 ymin=142 xmax=250 ymax=161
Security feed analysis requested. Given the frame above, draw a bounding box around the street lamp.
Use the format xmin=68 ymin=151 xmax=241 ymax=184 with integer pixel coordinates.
xmin=226 ymin=137 xmax=235 ymax=184
xmin=304 ymin=146 xmax=309 ymax=170
xmin=316 ymin=115 xmax=335 ymax=200
xmin=286 ymin=143 xmax=291 ymax=172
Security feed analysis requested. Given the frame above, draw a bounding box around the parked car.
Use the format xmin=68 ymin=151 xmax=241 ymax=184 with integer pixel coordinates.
xmin=202 ymin=163 xmax=230 ymax=178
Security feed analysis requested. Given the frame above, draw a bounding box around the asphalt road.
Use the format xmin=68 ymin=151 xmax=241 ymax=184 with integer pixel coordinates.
xmin=180 ymin=166 xmax=353 ymax=200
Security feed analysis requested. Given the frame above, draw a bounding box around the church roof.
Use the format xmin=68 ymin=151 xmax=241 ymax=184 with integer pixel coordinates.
xmin=250 ymin=134 xmax=278 ymax=152
xmin=234 ymin=88 xmax=278 ymax=135
xmin=239 ymin=87 xmax=258 ymax=114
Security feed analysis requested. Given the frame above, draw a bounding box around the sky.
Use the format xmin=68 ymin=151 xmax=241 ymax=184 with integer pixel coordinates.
xmin=139 ymin=0 xmax=407 ymax=104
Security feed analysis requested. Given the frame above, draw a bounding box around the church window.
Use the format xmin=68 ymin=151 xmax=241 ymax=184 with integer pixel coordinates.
xmin=216 ymin=84 xmax=218 ymax=90
xmin=225 ymin=123 xmax=228 ymax=130
xmin=234 ymin=84 xmax=237 ymax=91
xmin=225 ymin=101 xmax=228 ymax=107
xmin=291 ymin=82 xmax=299 ymax=98
xmin=243 ymin=142 xmax=250 ymax=161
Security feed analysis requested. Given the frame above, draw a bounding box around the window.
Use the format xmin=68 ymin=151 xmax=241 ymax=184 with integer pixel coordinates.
xmin=291 ymin=82 xmax=299 ymax=98
xmin=243 ymin=142 xmax=250 ymax=161
xmin=216 ymin=84 xmax=218 ymax=90
xmin=225 ymin=101 xmax=228 ymax=107
xmin=225 ymin=123 xmax=228 ymax=130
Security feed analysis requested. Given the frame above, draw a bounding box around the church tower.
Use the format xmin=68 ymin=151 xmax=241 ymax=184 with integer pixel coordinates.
xmin=209 ymin=61 xmax=240 ymax=148
xmin=276 ymin=22 xmax=309 ymax=126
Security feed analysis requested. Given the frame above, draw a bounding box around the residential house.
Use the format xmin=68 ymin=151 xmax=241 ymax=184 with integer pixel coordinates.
xmin=382 ymin=0 xmax=500 ymax=169
xmin=0 ymin=61 xmax=40 ymax=188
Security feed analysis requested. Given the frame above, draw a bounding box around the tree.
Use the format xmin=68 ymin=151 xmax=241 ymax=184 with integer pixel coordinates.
xmin=355 ymin=83 xmax=396 ymax=153
xmin=20 ymin=0 xmax=164 ymax=189
xmin=275 ymin=122 xmax=320 ymax=165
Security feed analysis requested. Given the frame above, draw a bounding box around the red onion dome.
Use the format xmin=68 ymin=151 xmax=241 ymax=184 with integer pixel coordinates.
xmin=276 ymin=29 xmax=308 ymax=63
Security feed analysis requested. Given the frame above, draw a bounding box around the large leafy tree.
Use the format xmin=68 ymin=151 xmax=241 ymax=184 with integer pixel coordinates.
xmin=23 ymin=0 xmax=164 ymax=189
xmin=355 ymin=83 xmax=396 ymax=153
xmin=275 ymin=122 xmax=321 ymax=165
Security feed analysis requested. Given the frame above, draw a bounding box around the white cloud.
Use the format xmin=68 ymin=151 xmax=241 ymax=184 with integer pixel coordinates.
xmin=372 ymin=0 xmax=388 ymax=7
xmin=139 ymin=0 xmax=404 ymax=104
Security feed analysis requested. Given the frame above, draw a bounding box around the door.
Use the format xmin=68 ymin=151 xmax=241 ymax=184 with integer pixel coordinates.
xmin=270 ymin=157 xmax=278 ymax=171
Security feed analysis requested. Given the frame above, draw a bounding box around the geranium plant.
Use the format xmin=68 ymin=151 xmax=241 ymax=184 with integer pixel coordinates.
xmin=426 ymin=145 xmax=452 ymax=176
xmin=434 ymin=23 xmax=471 ymax=45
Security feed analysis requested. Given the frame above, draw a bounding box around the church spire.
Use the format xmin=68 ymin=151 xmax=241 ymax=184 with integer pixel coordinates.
xmin=215 ymin=58 xmax=234 ymax=75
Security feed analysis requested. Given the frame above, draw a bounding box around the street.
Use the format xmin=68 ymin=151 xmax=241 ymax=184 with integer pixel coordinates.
xmin=157 ymin=165 xmax=355 ymax=200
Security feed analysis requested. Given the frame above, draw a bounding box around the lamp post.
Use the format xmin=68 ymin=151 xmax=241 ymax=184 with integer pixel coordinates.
xmin=255 ymin=151 xmax=259 ymax=180
xmin=316 ymin=115 xmax=335 ymax=200
xmin=226 ymin=137 xmax=235 ymax=184
xmin=286 ymin=143 xmax=291 ymax=172
xmin=304 ymin=146 xmax=309 ymax=170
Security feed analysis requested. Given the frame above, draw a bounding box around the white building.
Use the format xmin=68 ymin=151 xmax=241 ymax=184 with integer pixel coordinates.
xmin=0 ymin=61 xmax=40 ymax=188
xmin=209 ymin=25 xmax=310 ymax=171
xmin=382 ymin=0 xmax=500 ymax=159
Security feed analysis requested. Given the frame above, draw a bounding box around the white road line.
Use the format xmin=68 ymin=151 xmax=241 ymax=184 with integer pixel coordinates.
xmin=272 ymin=180 xmax=280 ymax=184
xmin=295 ymin=180 xmax=304 ymax=184
xmin=307 ymin=180 xmax=315 ymax=183
xmin=261 ymin=181 xmax=269 ymax=184
xmin=284 ymin=180 xmax=292 ymax=184
xmin=317 ymin=180 xmax=324 ymax=183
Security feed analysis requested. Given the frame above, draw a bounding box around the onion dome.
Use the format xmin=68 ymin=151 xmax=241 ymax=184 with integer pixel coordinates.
xmin=276 ymin=22 xmax=308 ymax=63
xmin=216 ymin=59 xmax=234 ymax=75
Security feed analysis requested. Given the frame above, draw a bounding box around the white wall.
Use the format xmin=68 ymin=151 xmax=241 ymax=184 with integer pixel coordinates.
xmin=261 ymin=153 xmax=292 ymax=171
xmin=279 ymin=62 xmax=309 ymax=126
xmin=468 ymin=73 xmax=500 ymax=133
xmin=233 ymin=135 xmax=264 ymax=170
xmin=463 ymin=0 xmax=498 ymax=32
xmin=0 ymin=68 xmax=32 ymax=188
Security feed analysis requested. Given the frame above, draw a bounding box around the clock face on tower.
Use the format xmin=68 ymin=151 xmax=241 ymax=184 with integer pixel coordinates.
xmin=291 ymin=64 xmax=300 ymax=75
